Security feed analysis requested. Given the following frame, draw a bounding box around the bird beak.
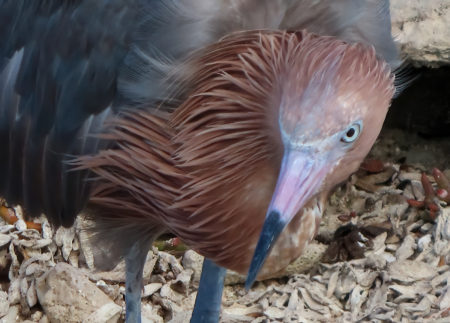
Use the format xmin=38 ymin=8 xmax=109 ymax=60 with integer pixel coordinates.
xmin=245 ymin=146 xmax=328 ymax=289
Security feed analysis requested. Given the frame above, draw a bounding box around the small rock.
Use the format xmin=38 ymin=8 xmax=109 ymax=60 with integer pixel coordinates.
xmin=389 ymin=282 xmax=431 ymax=303
xmin=160 ymin=283 xmax=184 ymax=304
xmin=431 ymin=270 xmax=449 ymax=289
xmin=33 ymin=238 xmax=53 ymax=250
xmin=39 ymin=315 xmax=50 ymax=323
xmin=84 ymin=303 xmax=122 ymax=323
xmin=274 ymin=293 xmax=289 ymax=308
xmin=54 ymin=227 xmax=75 ymax=261
xmin=386 ymin=243 xmax=398 ymax=252
xmin=26 ymin=279 xmax=37 ymax=308
xmin=68 ymin=251 xmax=79 ymax=268
xmin=327 ymin=270 xmax=340 ymax=298
xmin=287 ymin=290 xmax=300 ymax=311
xmin=96 ymin=280 xmax=121 ymax=301
xmin=15 ymin=220 xmax=27 ymax=231
xmin=259 ymin=297 xmax=269 ymax=310
xmin=77 ymin=223 xmax=95 ymax=270
xmin=150 ymin=274 xmax=166 ymax=284
xmin=2 ymin=305 xmax=19 ymax=322
xmin=299 ymin=287 xmax=326 ymax=313
xmin=334 ymin=268 xmax=356 ymax=300
xmin=389 ymin=260 xmax=438 ymax=283
xmin=141 ymin=303 xmax=164 ymax=323
xmin=41 ymin=220 xmax=53 ymax=240
xmin=395 ymin=235 xmax=416 ymax=261
xmin=223 ymin=304 xmax=261 ymax=317
xmin=264 ymin=306 xmax=285 ymax=319
xmin=35 ymin=263 xmax=119 ymax=323
xmin=420 ymin=222 xmax=434 ymax=233
xmin=25 ymin=263 xmax=45 ymax=277
xmin=349 ymin=285 xmax=367 ymax=319
xmin=30 ymin=310 xmax=44 ymax=321
xmin=0 ymin=248 xmax=10 ymax=272
xmin=0 ymin=290 xmax=10 ymax=317
xmin=417 ymin=234 xmax=432 ymax=251
xmin=382 ymin=252 xmax=397 ymax=263
xmin=8 ymin=279 xmax=20 ymax=305
xmin=437 ymin=208 xmax=450 ymax=241
xmin=181 ymin=250 xmax=203 ymax=284
xmin=143 ymin=283 xmax=163 ymax=298
xmin=0 ymin=233 xmax=11 ymax=248
xmin=20 ymin=277 xmax=29 ymax=301
xmin=371 ymin=232 xmax=388 ymax=254
xmin=0 ymin=225 xmax=14 ymax=234
xmin=354 ymin=270 xmax=379 ymax=288
xmin=170 ymin=269 xmax=193 ymax=295
xmin=158 ymin=252 xmax=183 ymax=276
xmin=439 ymin=287 xmax=450 ymax=310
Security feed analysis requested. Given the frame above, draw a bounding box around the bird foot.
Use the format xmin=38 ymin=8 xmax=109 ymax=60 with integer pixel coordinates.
xmin=407 ymin=168 xmax=449 ymax=220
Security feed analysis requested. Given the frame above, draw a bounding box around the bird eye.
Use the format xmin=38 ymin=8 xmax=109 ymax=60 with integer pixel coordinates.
xmin=341 ymin=122 xmax=362 ymax=143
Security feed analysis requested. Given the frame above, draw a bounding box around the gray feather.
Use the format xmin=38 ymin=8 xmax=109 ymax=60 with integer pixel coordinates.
xmin=120 ymin=0 xmax=399 ymax=105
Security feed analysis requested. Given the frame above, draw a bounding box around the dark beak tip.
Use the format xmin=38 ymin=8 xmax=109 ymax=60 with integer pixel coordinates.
xmin=245 ymin=210 xmax=286 ymax=291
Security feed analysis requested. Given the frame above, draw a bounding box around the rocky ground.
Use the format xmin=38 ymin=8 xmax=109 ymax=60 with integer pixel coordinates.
xmin=0 ymin=1 xmax=448 ymax=322
xmin=0 ymin=127 xmax=448 ymax=323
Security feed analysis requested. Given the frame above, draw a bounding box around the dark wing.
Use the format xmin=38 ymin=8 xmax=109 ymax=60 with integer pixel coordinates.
xmin=0 ymin=0 xmax=240 ymax=227
xmin=0 ymin=1 xmax=143 ymax=226
xmin=0 ymin=0 xmax=232 ymax=227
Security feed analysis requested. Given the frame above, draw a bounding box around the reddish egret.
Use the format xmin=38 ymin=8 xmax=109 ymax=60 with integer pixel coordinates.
xmin=0 ymin=1 xmax=400 ymax=322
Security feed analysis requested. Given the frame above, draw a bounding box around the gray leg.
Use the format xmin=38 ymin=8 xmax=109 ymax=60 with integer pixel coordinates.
xmin=125 ymin=240 xmax=151 ymax=323
xmin=190 ymin=258 xmax=227 ymax=323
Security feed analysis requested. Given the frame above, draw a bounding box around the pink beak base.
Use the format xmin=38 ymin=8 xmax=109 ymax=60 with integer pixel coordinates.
xmin=245 ymin=148 xmax=327 ymax=289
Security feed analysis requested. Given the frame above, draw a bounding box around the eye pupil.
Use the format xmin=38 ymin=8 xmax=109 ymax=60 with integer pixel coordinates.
xmin=346 ymin=128 xmax=356 ymax=138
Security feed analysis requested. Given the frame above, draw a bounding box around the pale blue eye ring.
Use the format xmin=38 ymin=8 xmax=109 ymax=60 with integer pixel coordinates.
xmin=341 ymin=121 xmax=362 ymax=143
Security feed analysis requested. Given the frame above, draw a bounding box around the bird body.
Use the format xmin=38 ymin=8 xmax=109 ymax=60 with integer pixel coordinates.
xmin=0 ymin=1 xmax=399 ymax=321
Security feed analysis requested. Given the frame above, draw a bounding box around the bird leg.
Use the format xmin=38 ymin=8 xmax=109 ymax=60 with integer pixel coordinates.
xmin=125 ymin=239 xmax=152 ymax=323
xmin=190 ymin=258 xmax=227 ymax=323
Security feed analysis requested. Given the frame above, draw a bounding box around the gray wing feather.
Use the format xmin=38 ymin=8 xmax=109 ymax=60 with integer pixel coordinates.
xmin=282 ymin=0 xmax=400 ymax=67
xmin=121 ymin=0 xmax=399 ymax=105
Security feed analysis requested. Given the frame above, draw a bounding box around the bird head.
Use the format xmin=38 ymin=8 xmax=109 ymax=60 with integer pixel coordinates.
xmin=170 ymin=30 xmax=394 ymax=283
xmin=244 ymin=31 xmax=395 ymax=288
